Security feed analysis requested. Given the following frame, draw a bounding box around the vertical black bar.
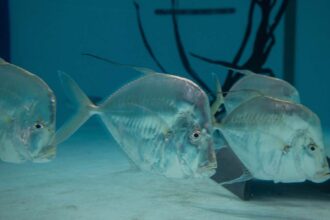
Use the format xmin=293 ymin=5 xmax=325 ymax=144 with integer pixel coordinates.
xmin=0 ymin=0 xmax=10 ymax=61
xmin=283 ymin=0 xmax=296 ymax=84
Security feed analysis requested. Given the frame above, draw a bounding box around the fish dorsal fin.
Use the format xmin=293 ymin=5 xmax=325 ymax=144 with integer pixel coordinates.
xmin=210 ymin=73 xmax=225 ymax=119
xmin=82 ymin=53 xmax=158 ymax=75
xmin=131 ymin=67 xmax=157 ymax=75
xmin=227 ymin=67 xmax=256 ymax=76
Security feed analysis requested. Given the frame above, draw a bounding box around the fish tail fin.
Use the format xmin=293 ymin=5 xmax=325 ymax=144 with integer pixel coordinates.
xmin=210 ymin=73 xmax=225 ymax=121
xmin=55 ymin=71 xmax=100 ymax=145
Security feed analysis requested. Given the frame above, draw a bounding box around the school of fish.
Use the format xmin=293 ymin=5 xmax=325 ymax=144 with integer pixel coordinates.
xmin=0 ymin=58 xmax=329 ymax=185
xmin=213 ymin=69 xmax=329 ymax=183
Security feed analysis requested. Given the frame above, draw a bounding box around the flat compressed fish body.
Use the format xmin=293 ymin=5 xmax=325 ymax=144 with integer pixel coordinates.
xmin=103 ymin=74 xmax=215 ymax=177
xmin=225 ymin=74 xmax=300 ymax=113
xmin=58 ymin=72 xmax=217 ymax=178
xmin=0 ymin=58 xmax=56 ymax=163
xmin=218 ymin=96 xmax=329 ymax=183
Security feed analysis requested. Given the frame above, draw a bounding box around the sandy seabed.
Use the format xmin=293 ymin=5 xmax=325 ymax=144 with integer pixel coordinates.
xmin=1 ymin=124 xmax=329 ymax=220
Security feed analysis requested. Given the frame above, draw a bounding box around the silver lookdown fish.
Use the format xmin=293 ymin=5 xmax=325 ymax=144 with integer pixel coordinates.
xmin=216 ymin=96 xmax=330 ymax=183
xmin=0 ymin=58 xmax=56 ymax=163
xmin=55 ymin=71 xmax=217 ymax=178
xmin=224 ymin=69 xmax=300 ymax=113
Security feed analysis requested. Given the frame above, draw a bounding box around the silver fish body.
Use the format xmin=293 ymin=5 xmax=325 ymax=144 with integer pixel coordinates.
xmin=0 ymin=58 xmax=56 ymax=163
xmin=218 ymin=96 xmax=329 ymax=183
xmin=57 ymin=72 xmax=217 ymax=178
xmin=225 ymin=74 xmax=300 ymax=113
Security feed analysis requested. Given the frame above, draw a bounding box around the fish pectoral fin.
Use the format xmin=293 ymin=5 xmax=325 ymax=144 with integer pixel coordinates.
xmin=220 ymin=168 xmax=253 ymax=185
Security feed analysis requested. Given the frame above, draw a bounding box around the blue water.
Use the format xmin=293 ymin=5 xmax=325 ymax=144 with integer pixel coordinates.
xmin=1 ymin=1 xmax=330 ymax=219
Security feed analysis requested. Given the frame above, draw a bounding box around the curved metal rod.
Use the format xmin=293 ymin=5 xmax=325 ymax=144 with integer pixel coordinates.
xmin=171 ymin=0 xmax=214 ymax=99
xmin=133 ymin=1 xmax=167 ymax=73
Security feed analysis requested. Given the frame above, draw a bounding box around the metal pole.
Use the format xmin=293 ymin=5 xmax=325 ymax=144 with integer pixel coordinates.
xmin=0 ymin=0 xmax=10 ymax=61
xmin=283 ymin=0 xmax=296 ymax=84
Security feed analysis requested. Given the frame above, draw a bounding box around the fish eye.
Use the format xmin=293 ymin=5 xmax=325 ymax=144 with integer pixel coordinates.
xmin=308 ymin=143 xmax=317 ymax=151
xmin=34 ymin=123 xmax=43 ymax=129
xmin=191 ymin=130 xmax=201 ymax=140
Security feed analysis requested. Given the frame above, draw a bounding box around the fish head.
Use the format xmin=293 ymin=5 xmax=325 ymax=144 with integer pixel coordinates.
xmin=174 ymin=110 xmax=217 ymax=178
xmin=24 ymin=94 xmax=56 ymax=162
xmin=29 ymin=121 xmax=56 ymax=162
xmin=300 ymin=141 xmax=330 ymax=183
xmin=292 ymin=129 xmax=330 ymax=183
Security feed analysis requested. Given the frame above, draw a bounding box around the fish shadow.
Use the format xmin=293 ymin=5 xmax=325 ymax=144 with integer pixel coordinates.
xmin=212 ymin=147 xmax=330 ymax=201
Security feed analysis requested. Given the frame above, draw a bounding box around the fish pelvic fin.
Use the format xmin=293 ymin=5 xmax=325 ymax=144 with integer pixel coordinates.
xmin=55 ymin=71 xmax=100 ymax=145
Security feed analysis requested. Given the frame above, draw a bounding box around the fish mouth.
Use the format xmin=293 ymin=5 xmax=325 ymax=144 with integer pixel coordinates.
xmin=310 ymin=172 xmax=330 ymax=183
xmin=324 ymin=172 xmax=330 ymax=177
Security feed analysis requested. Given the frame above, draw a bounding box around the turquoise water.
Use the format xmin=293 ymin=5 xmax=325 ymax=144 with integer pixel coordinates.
xmin=1 ymin=1 xmax=330 ymax=219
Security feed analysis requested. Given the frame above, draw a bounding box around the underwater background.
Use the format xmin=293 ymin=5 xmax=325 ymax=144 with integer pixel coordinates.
xmin=1 ymin=0 xmax=330 ymax=219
